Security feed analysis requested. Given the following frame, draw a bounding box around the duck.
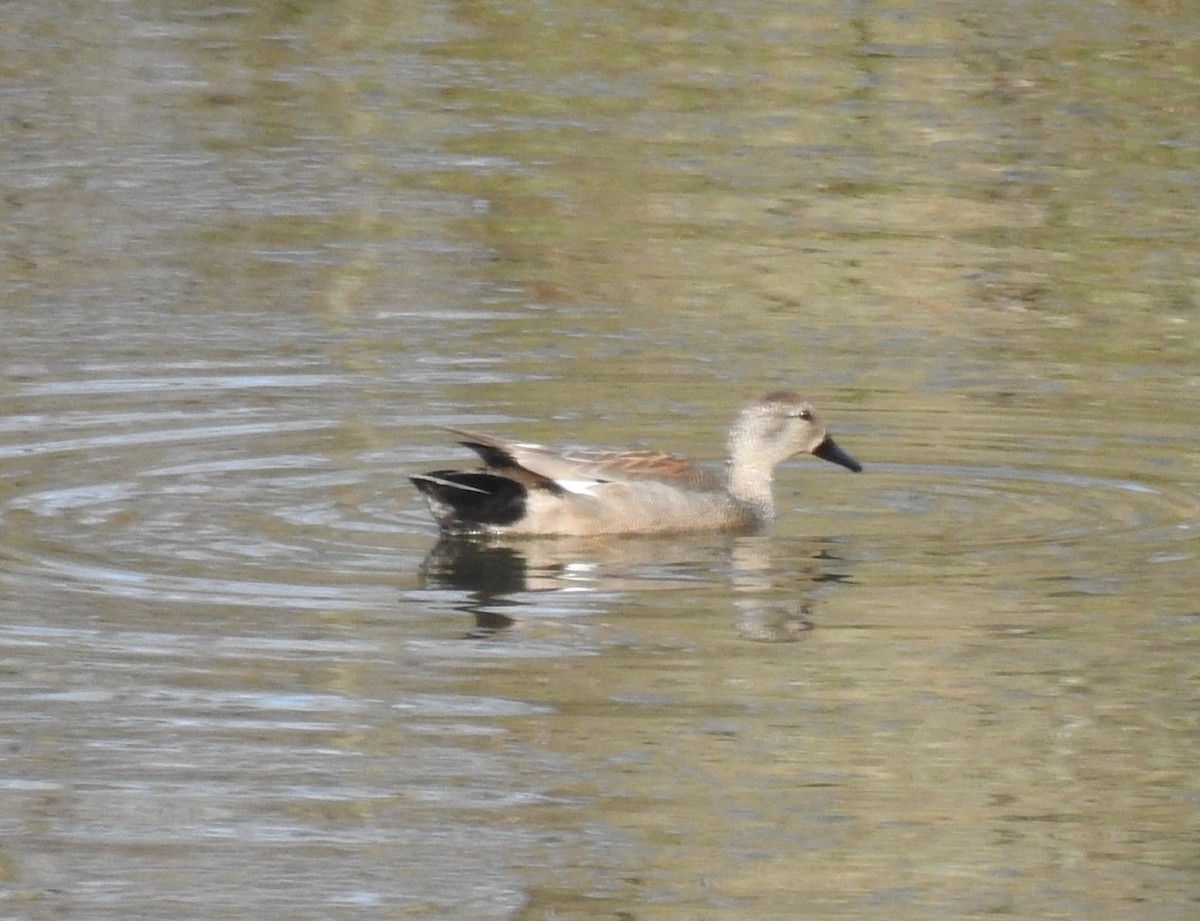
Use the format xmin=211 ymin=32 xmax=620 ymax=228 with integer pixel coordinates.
xmin=410 ymin=390 xmax=861 ymax=536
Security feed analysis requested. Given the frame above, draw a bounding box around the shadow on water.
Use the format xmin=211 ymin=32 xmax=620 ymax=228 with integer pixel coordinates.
xmin=416 ymin=532 xmax=858 ymax=642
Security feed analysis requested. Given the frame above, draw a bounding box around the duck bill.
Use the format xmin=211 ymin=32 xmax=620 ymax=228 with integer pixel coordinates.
xmin=812 ymin=436 xmax=862 ymax=472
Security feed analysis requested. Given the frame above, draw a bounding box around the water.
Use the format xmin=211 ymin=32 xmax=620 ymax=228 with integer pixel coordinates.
xmin=2 ymin=1 xmax=1198 ymax=919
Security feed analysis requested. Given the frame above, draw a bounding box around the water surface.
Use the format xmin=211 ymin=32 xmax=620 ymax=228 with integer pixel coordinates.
xmin=2 ymin=2 xmax=1198 ymax=919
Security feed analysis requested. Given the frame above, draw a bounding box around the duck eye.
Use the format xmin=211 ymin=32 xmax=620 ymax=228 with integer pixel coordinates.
xmin=794 ymin=410 xmax=813 ymax=421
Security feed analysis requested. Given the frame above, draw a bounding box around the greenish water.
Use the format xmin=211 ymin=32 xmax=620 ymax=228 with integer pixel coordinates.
xmin=1 ymin=2 xmax=1197 ymax=919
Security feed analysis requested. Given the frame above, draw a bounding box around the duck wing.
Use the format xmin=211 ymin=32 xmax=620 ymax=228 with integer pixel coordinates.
xmin=443 ymin=427 xmax=718 ymax=489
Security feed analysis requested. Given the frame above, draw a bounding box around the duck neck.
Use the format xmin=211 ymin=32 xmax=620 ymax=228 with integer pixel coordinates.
xmin=726 ymin=451 xmax=776 ymax=524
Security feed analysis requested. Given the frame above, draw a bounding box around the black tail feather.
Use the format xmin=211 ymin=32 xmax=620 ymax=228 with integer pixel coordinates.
xmin=410 ymin=470 xmax=528 ymax=529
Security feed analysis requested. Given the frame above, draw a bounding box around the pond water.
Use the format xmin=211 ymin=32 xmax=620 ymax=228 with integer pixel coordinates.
xmin=1 ymin=2 xmax=1198 ymax=919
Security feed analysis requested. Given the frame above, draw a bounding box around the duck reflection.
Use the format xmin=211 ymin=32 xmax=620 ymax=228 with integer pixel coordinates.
xmin=418 ymin=533 xmax=855 ymax=641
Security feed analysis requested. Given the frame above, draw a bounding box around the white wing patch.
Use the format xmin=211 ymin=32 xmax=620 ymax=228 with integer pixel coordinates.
xmin=556 ymin=478 xmax=605 ymax=496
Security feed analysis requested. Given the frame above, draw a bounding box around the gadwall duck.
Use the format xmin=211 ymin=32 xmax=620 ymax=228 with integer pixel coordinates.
xmin=410 ymin=390 xmax=862 ymax=536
